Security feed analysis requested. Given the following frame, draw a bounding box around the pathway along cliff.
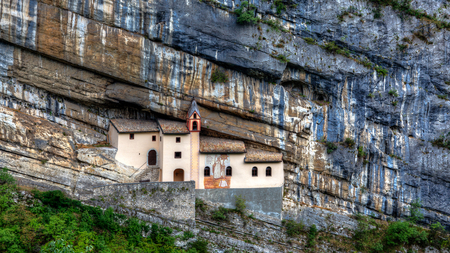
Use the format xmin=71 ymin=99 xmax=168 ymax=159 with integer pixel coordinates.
xmin=0 ymin=0 xmax=450 ymax=246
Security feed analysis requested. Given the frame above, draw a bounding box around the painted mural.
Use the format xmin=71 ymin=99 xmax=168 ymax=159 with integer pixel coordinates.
xmin=204 ymin=154 xmax=231 ymax=189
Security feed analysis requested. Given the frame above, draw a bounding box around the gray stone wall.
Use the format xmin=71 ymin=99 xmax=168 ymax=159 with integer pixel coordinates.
xmin=196 ymin=187 xmax=283 ymax=219
xmin=89 ymin=181 xmax=195 ymax=224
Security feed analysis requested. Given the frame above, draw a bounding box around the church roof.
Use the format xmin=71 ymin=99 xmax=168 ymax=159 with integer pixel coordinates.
xmin=199 ymin=137 xmax=246 ymax=153
xmin=244 ymin=149 xmax=283 ymax=163
xmin=157 ymin=119 xmax=190 ymax=134
xmin=187 ymin=100 xmax=201 ymax=118
xmin=110 ymin=119 xmax=159 ymax=133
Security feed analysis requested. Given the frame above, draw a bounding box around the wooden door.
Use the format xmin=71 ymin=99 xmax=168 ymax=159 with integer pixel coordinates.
xmin=174 ymin=169 xmax=184 ymax=181
xmin=148 ymin=150 xmax=157 ymax=165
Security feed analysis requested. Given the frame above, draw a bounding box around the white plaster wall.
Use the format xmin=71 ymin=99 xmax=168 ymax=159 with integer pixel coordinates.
xmin=115 ymin=132 xmax=160 ymax=168
xmin=198 ymin=153 xmax=284 ymax=189
xmin=161 ymin=134 xmax=191 ymax=181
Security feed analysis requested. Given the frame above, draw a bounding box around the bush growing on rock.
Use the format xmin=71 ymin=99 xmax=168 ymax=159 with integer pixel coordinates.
xmin=210 ymin=69 xmax=229 ymax=83
xmin=282 ymin=219 xmax=304 ymax=237
xmin=235 ymin=1 xmax=258 ymax=25
xmin=235 ymin=195 xmax=246 ymax=214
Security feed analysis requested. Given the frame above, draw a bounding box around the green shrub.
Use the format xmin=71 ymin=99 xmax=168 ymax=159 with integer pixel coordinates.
xmin=304 ymin=37 xmax=316 ymax=45
xmin=358 ymin=146 xmax=367 ymax=157
xmin=385 ymin=221 xmax=428 ymax=246
xmin=392 ymin=101 xmax=398 ymax=106
xmin=274 ymin=0 xmax=286 ymax=15
xmin=211 ymin=69 xmax=229 ymax=83
xmin=0 ymin=167 xmax=15 ymax=185
xmin=195 ymin=198 xmax=207 ymax=212
xmin=388 ymin=89 xmax=399 ymax=97
xmin=274 ymin=54 xmax=290 ymax=63
xmin=182 ymin=231 xmax=195 ymax=241
xmin=344 ymin=138 xmax=355 ymax=148
xmin=375 ymin=65 xmax=388 ymax=76
xmin=409 ymin=199 xmax=424 ymax=224
xmin=212 ymin=206 xmax=228 ymax=221
xmin=306 ymin=224 xmax=318 ymax=248
xmin=326 ymin=141 xmax=338 ymax=154
xmin=235 ymin=1 xmax=258 ymax=25
xmin=235 ymin=195 xmax=246 ymax=214
xmin=282 ymin=219 xmax=304 ymax=237
xmin=438 ymin=94 xmax=448 ymax=100
xmin=189 ymin=238 xmax=209 ymax=253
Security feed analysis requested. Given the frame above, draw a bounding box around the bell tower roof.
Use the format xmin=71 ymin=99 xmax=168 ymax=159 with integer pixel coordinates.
xmin=187 ymin=100 xmax=201 ymax=118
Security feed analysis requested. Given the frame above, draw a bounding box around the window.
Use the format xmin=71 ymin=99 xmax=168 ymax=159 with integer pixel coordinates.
xmin=129 ymin=133 xmax=134 ymax=140
xmin=193 ymin=121 xmax=198 ymax=131
xmin=204 ymin=167 xmax=210 ymax=176
xmin=226 ymin=166 xmax=232 ymax=176
xmin=252 ymin=167 xmax=258 ymax=177
xmin=176 ymin=137 xmax=181 ymax=143
xmin=194 ymin=113 xmax=197 ymax=119
xmin=152 ymin=135 xmax=156 ymax=141
xmin=174 ymin=152 xmax=182 ymax=159
xmin=266 ymin=167 xmax=272 ymax=177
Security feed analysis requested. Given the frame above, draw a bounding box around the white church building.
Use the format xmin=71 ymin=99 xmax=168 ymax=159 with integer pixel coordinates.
xmin=108 ymin=101 xmax=284 ymax=189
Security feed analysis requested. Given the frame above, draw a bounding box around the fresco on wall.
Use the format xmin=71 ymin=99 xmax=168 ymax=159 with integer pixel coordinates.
xmin=204 ymin=154 xmax=231 ymax=189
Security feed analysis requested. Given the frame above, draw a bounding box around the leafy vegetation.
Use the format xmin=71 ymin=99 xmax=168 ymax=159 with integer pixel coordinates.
xmin=282 ymin=219 xmax=304 ymax=237
xmin=0 ymin=167 xmax=206 ymax=253
xmin=344 ymin=138 xmax=356 ymax=148
xmin=234 ymin=195 xmax=246 ymax=215
xmin=358 ymin=146 xmax=368 ymax=157
xmin=306 ymin=224 xmax=318 ymax=248
xmin=195 ymin=198 xmax=207 ymax=212
xmin=368 ymin=0 xmax=450 ymax=30
xmin=431 ymin=132 xmax=450 ymax=150
xmin=375 ymin=65 xmax=388 ymax=77
xmin=211 ymin=69 xmax=229 ymax=83
xmin=273 ymin=0 xmax=286 ymax=15
xmin=273 ymin=54 xmax=290 ymax=63
xmin=326 ymin=141 xmax=338 ymax=154
xmin=303 ymin=37 xmax=316 ymax=45
xmin=235 ymin=1 xmax=258 ymax=24
xmin=212 ymin=206 xmax=229 ymax=221
xmin=388 ymin=89 xmax=399 ymax=97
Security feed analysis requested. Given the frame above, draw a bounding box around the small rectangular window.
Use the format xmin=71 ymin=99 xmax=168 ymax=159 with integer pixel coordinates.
xmin=176 ymin=137 xmax=181 ymax=143
xmin=174 ymin=152 xmax=182 ymax=159
xmin=130 ymin=133 xmax=134 ymax=140
xmin=152 ymin=135 xmax=156 ymax=141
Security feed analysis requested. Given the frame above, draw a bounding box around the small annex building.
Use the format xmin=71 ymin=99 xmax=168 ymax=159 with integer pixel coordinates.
xmin=108 ymin=100 xmax=284 ymax=189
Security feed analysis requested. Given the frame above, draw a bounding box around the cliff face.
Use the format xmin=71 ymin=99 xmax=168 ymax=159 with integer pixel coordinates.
xmin=0 ymin=0 xmax=449 ymax=227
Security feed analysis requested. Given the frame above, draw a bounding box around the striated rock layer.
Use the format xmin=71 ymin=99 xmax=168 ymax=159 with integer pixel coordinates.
xmin=0 ymin=0 xmax=449 ymax=228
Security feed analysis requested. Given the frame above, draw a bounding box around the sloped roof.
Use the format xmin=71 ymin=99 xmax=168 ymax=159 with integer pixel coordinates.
xmin=157 ymin=119 xmax=190 ymax=134
xmin=110 ymin=119 xmax=159 ymax=133
xmin=244 ymin=149 xmax=283 ymax=163
xmin=188 ymin=100 xmax=201 ymax=118
xmin=200 ymin=136 xmax=246 ymax=153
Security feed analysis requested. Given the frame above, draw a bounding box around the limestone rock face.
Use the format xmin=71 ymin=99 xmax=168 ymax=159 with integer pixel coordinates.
xmin=0 ymin=0 xmax=449 ymax=228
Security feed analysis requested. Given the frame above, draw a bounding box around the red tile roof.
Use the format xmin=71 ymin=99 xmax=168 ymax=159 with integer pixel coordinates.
xmin=110 ymin=119 xmax=159 ymax=133
xmin=157 ymin=119 xmax=190 ymax=134
xmin=244 ymin=149 xmax=283 ymax=163
xmin=199 ymin=137 xmax=246 ymax=153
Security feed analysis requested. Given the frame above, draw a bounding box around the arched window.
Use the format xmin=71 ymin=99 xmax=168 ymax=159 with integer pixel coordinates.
xmin=226 ymin=166 xmax=232 ymax=176
xmin=193 ymin=121 xmax=198 ymax=131
xmin=194 ymin=113 xmax=197 ymax=119
xmin=148 ymin=150 xmax=157 ymax=165
xmin=252 ymin=167 xmax=258 ymax=177
xmin=204 ymin=167 xmax=210 ymax=177
xmin=266 ymin=167 xmax=272 ymax=177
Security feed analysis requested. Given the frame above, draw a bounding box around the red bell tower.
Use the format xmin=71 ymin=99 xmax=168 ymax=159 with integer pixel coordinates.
xmin=187 ymin=100 xmax=201 ymax=132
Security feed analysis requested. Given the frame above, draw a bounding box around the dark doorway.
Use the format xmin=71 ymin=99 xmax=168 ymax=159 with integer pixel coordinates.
xmin=148 ymin=150 xmax=157 ymax=165
xmin=174 ymin=169 xmax=184 ymax=181
xmin=193 ymin=121 xmax=198 ymax=130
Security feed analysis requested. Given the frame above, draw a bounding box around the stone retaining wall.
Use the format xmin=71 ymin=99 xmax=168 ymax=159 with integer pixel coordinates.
xmin=88 ymin=181 xmax=195 ymax=224
xmin=196 ymin=187 xmax=283 ymax=219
